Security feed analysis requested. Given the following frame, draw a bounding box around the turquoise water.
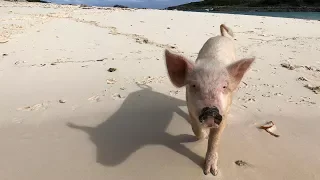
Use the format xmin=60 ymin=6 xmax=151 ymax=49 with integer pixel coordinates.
xmin=197 ymin=11 xmax=320 ymax=20
xmin=50 ymin=0 xmax=320 ymax=20
xmin=49 ymin=0 xmax=199 ymax=9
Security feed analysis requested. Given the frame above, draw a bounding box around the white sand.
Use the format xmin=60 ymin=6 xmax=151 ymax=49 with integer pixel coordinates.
xmin=0 ymin=1 xmax=320 ymax=179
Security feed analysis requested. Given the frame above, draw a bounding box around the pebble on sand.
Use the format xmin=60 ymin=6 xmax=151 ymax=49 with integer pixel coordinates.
xmin=235 ymin=160 xmax=249 ymax=167
xmin=108 ymin=68 xmax=117 ymax=72
xmin=59 ymin=99 xmax=66 ymax=103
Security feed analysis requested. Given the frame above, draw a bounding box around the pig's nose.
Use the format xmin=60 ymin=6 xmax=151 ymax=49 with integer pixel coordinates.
xmin=198 ymin=107 xmax=223 ymax=125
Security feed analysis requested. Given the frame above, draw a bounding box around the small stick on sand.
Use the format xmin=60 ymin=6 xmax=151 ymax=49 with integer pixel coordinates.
xmin=259 ymin=121 xmax=280 ymax=138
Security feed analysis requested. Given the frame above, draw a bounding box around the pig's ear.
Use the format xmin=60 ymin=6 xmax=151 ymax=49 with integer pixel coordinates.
xmin=164 ymin=49 xmax=194 ymax=87
xmin=226 ymin=57 xmax=255 ymax=90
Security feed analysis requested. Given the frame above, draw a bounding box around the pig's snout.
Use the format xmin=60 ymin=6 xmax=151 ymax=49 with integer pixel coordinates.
xmin=198 ymin=107 xmax=223 ymax=125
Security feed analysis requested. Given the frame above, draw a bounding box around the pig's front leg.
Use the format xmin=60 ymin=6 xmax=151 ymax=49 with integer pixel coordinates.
xmin=203 ymin=121 xmax=226 ymax=176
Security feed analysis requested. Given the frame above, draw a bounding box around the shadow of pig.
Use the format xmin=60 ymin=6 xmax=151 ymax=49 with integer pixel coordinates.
xmin=66 ymin=84 xmax=203 ymax=167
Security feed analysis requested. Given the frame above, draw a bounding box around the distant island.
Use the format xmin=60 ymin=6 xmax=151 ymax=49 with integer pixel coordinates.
xmin=4 ymin=0 xmax=320 ymax=12
xmin=166 ymin=0 xmax=320 ymax=12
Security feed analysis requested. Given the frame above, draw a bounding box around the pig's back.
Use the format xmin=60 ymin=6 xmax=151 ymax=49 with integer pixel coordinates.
xmin=196 ymin=36 xmax=236 ymax=66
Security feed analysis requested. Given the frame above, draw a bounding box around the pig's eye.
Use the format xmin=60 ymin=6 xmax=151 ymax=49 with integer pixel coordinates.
xmin=192 ymin=85 xmax=196 ymax=88
xmin=223 ymin=84 xmax=228 ymax=89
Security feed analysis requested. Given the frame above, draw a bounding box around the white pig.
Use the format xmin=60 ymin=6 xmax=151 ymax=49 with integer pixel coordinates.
xmin=164 ymin=24 xmax=255 ymax=176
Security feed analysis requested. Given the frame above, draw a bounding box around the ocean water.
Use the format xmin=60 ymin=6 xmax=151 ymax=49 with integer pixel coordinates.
xmin=49 ymin=0 xmax=320 ymax=20
xmin=197 ymin=11 xmax=320 ymax=20
xmin=49 ymin=0 xmax=199 ymax=9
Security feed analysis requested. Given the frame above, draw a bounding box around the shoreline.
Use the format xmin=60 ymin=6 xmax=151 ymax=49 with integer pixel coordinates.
xmin=166 ymin=5 xmax=320 ymax=13
xmin=4 ymin=0 xmax=320 ymax=12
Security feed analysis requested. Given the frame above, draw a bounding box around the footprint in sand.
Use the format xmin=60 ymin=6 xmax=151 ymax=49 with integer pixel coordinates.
xmin=111 ymin=93 xmax=125 ymax=100
xmin=304 ymin=84 xmax=320 ymax=94
xmin=17 ymin=102 xmax=49 ymax=111
xmin=169 ymin=90 xmax=180 ymax=96
xmin=88 ymin=95 xmax=101 ymax=102
xmin=12 ymin=118 xmax=24 ymax=124
xmin=106 ymin=78 xmax=117 ymax=84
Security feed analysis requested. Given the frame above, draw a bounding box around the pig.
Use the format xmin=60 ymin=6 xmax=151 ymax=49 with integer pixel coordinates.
xmin=164 ymin=24 xmax=255 ymax=176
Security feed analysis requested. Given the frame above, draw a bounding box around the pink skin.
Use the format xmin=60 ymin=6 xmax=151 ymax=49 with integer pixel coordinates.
xmin=165 ymin=48 xmax=254 ymax=175
xmin=165 ymin=49 xmax=254 ymax=128
xmin=186 ymin=62 xmax=229 ymax=128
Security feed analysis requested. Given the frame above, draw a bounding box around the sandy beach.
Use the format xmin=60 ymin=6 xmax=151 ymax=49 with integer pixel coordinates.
xmin=0 ymin=1 xmax=320 ymax=179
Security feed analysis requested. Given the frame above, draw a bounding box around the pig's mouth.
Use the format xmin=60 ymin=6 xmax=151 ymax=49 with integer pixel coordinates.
xmin=198 ymin=107 xmax=223 ymax=128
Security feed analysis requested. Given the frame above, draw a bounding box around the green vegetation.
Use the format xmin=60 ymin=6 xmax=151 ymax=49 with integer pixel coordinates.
xmin=166 ymin=0 xmax=320 ymax=11
xmin=249 ymin=0 xmax=319 ymax=6
xmin=190 ymin=0 xmax=319 ymax=6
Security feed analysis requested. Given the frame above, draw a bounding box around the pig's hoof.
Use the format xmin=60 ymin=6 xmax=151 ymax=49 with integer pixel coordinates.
xmin=204 ymin=157 xmax=218 ymax=176
xmin=203 ymin=167 xmax=218 ymax=176
xmin=211 ymin=168 xmax=218 ymax=176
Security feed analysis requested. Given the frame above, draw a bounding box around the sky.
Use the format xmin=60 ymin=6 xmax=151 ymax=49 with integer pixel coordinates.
xmin=48 ymin=0 xmax=200 ymax=9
